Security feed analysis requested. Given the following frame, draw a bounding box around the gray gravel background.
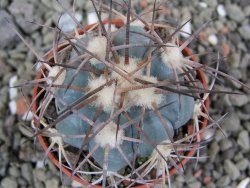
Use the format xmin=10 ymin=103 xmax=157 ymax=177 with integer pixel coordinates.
xmin=0 ymin=0 xmax=250 ymax=187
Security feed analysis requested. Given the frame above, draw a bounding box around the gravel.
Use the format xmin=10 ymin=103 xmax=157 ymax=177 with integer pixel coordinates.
xmin=21 ymin=163 xmax=33 ymax=183
xmin=220 ymin=139 xmax=233 ymax=151
xmin=225 ymin=4 xmax=245 ymax=23
xmin=237 ymin=130 xmax=250 ymax=150
xmin=224 ymin=160 xmax=241 ymax=180
xmin=1 ymin=177 xmax=18 ymax=188
xmin=0 ymin=10 xmax=20 ymax=49
xmin=0 ymin=0 xmax=250 ymax=188
xmin=221 ymin=112 xmax=241 ymax=132
xmin=45 ymin=178 xmax=59 ymax=188
xmin=229 ymin=94 xmax=249 ymax=107
xmin=239 ymin=25 xmax=250 ymax=40
xmin=216 ymin=175 xmax=230 ymax=186
xmin=236 ymin=158 xmax=249 ymax=171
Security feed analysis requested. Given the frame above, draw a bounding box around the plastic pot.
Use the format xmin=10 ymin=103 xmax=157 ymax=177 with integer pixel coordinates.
xmin=32 ymin=19 xmax=209 ymax=187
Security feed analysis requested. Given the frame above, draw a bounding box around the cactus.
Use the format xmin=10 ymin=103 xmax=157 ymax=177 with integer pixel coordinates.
xmin=35 ymin=13 xmax=201 ymax=187
xmin=12 ymin=0 xmax=249 ymax=187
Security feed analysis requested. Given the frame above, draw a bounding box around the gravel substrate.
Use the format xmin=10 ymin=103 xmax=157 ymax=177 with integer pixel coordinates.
xmin=0 ymin=0 xmax=249 ymax=187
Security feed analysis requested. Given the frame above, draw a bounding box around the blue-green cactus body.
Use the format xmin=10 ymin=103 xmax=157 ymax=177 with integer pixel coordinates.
xmin=89 ymin=127 xmax=135 ymax=172
xmin=161 ymin=94 xmax=195 ymax=129
xmin=150 ymin=55 xmax=174 ymax=81
xmin=56 ymin=105 xmax=109 ymax=148
xmin=56 ymin=110 xmax=89 ymax=148
xmin=124 ymin=107 xmax=174 ymax=157
xmin=138 ymin=113 xmax=174 ymax=157
xmin=55 ymin=68 xmax=89 ymax=110
xmin=113 ymin=25 xmax=150 ymax=59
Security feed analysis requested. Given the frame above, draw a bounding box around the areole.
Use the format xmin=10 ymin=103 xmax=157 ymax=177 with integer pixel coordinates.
xmin=32 ymin=19 xmax=209 ymax=187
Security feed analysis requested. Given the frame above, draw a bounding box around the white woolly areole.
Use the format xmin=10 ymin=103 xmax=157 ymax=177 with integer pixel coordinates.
xmin=47 ymin=66 xmax=66 ymax=87
xmin=112 ymin=56 xmax=142 ymax=82
xmin=161 ymin=43 xmax=184 ymax=70
xmin=95 ymin=122 xmax=124 ymax=148
xmin=128 ymin=76 xmax=163 ymax=109
xmin=152 ymin=140 xmax=172 ymax=158
xmin=88 ymin=76 xmax=115 ymax=112
xmin=86 ymin=36 xmax=107 ymax=65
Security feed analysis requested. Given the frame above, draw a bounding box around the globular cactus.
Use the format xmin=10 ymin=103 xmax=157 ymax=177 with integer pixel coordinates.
xmin=15 ymin=1 xmax=248 ymax=187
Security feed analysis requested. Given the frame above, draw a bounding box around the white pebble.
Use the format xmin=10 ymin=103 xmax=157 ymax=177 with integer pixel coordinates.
xmin=36 ymin=160 xmax=44 ymax=169
xmin=87 ymin=12 xmax=98 ymax=25
xmin=9 ymin=75 xmax=18 ymax=100
xmin=199 ymin=2 xmax=208 ymax=8
xmin=208 ymin=34 xmax=218 ymax=46
xmin=58 ymin=12 xmax=82 ymax=32
xmin=180 ymin=21 xmax=191 ymax=38
xmin=204 ymin=128 xmax=215 ymax=140
xmin=237 ymin=177 xmax=250 ymax=188
xmin=22 ymin=111 xmax=33 ymax=121
xmin=8 ymin=100 xmax=17 ymax=114
xmin=217 ymin=4 xmax=227 ymax=17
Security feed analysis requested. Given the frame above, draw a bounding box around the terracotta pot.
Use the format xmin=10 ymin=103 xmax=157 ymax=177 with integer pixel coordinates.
xmin=32 ymin=19 xmax=209 ymax=187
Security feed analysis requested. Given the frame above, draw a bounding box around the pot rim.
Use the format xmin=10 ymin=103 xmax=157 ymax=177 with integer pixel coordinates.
xmin=32 ymin=19 xmax=209 ymax=188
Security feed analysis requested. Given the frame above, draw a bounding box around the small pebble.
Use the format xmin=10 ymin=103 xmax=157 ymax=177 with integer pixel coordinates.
xmin=203 ymin=176 xmax=212 ymax=185
xmin=8 ymin=165 xmax=21 ymax=178
xmin=1 ymin=177 xmax=18 ymax=188
xmin=208 ymin=142 xmax=220 ymax=162
xmin=237 ymin=130 xmax=249 ymax=150
xmin=239 ymin=25 xmax=250 ymax=40
xmin=217 ymin=4 xmax=226 ymax=17
xmin=221 ymin=113 xmax=240 ymax=132
xmin=180 ymin=21 xmax=192 ymax=38
xmin=45 ymin=178 xmax=59 ymax=188
xmin=224 ymin=159 xmax=241 ymax=180
xmin=237 ymin=177 xmax=250 ymax=188
xmin=199 ymin=31 xmax=207 ymax=41
xmin=208 ymin=34 xmax=218 ymax=46
xmin=9 ymin=75 xmax=18 ymax=100
xmin=220 ymin=25 xmax=230 ymax=34
xmin=217 ymin=175 xmax=230 ymax=186
xmin=22 ymin=111 xmax=33 ymax=121
xmin=33 ymin=168 xmax=47 ymax=182
xmin=230 ymin=94 xmax=249 ymax=107
xmin=188 ymin=181 xmax=201 ymax=188
xmin=220 ymin=139 xmax=233 ymax=151
xmin=236 ymin=158 xmax=249 ymax=171
xmin=226 ymin=4 xmax=245 ymax=23
xmin=21 ymin=163 xmax=33 ymax=183
xmin=199 ymin=2 xmax=208 ymax=8
xmin=222 ymin=43 xmax=230 ymax=57
xmin=36 ymin=160 xmax=45 ymax=169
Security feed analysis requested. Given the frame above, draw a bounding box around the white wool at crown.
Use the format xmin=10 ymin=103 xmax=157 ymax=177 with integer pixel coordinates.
xmin=88 ymin=76 xmax=116 ymax=112
xmin=86 ymin=36 xmax=108 ymax=65
xmin=111 ymin=56 xmax=143 ymax=81
xmin=128 ymin=76 xmax=163 ymax=109
xmin=94 ymin=122 xmax=124 ymax=149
